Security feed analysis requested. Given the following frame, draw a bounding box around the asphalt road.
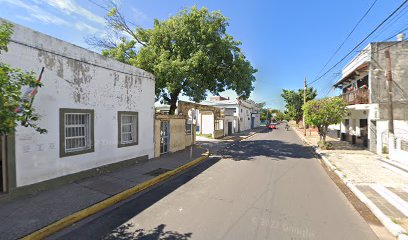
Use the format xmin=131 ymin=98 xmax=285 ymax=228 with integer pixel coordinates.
xmin=53 ymin=127 xmax=379 ymax=240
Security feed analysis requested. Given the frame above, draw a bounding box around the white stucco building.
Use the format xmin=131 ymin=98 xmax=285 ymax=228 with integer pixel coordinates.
xmin=198 ymin=96 xmax=261 ymax=135
xmin=331 ymin=39 xmax=408 ymax=166
xmin=0 ymin=21 xmax=155 ymax=194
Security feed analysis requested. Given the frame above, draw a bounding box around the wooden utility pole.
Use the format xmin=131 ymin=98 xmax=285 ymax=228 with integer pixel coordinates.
xmin=385 ymin=49 xmax=395 ymax=152
xmin=303 ymin=77 xmax=307 ymax=136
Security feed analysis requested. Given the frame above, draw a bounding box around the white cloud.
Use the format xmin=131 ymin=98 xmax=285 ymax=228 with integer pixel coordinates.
xmin=74 ymin=22 xmax=100 ymax=34
xmin=131 ymin=7 xmax=148 ymax=23
xmin=40 ymin=0 xmax=105 ymax=25
xmin=0 ymin=0 xmax=70 ymax=26
xmin=16 ymin=15 xmax=34 ymax=22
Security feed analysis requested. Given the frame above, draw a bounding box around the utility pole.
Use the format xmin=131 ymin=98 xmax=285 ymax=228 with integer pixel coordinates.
xmin=385 ymin=49 xmax=395 ymax=154
xmin=303 ymin=77 xmax=307 ymax=136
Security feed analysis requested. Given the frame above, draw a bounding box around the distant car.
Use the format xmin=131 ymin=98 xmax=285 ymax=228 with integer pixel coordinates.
xmin=267 ymin=123 xmax=277 ymax=129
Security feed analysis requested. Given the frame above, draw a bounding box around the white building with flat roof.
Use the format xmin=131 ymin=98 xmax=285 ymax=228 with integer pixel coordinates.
xmin=0 ymin=20 xmax=155 ymax=194
xmin=198 ymin=96 xmax=260 ymax=135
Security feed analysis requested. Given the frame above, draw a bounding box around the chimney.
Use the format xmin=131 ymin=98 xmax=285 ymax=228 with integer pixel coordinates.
xmin=397 ymin=33 xmax=405 ymax=41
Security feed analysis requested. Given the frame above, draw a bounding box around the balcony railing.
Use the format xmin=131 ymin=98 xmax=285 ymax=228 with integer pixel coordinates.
xmin=342 ymin=88 xmax=369 ymax=105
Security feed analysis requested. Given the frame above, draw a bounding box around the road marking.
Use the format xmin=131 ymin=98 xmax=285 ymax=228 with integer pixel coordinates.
xmin=371 ymin=185 xmax=408 ymax=217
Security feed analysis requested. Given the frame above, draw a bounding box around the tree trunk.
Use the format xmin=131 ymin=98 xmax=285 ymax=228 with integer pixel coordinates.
xmin=169 ymin=98 xmax=177 ymax=115
xmin=321 ymin=125 xmax=328 ymax=145
xmin=168 ymin=90 xmax=181 ymax=115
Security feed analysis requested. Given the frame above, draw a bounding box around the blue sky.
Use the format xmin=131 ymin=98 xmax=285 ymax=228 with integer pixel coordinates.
xmin=1 ymin=0 xmax=407 ymax=109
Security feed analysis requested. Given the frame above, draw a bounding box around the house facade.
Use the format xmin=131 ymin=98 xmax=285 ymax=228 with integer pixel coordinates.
xmin=332 ymin=39 xmax=408 ymax=164
xmin=0 ymin=21 xmax=155 ymax=194
xmin=198 ymin=96 xmax=261 ymax=135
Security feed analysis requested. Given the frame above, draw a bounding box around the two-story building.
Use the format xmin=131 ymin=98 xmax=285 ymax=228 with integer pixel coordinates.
xmin=333 ymin=36 xmax=408 ymax=164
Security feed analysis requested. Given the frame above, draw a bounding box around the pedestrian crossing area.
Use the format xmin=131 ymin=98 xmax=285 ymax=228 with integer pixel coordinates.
xmin=357 ymin=184 xmax=408 ymax=230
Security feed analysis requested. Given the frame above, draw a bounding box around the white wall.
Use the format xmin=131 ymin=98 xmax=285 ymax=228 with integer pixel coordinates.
xmin=201 ymin=113 xmax=214 ymax=135
xmin=377 ymin=120 xmax=408 ymax=164
xmin=0 ymin=23 xmax=155 ymax=187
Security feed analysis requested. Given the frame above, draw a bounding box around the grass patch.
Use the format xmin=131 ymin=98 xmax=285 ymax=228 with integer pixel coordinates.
xmin=391 ymin=218 xmax=400 ymax=224
xmin=197 ymin=133 xmax=213 ymax=139
xmin=318 ymin=141 xmax=334 ymax=150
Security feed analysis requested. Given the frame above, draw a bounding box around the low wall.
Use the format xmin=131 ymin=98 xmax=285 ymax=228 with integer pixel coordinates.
xmin=154 ymin=114 xmax=196 ymax=157
xmin=214 ymin=129 xmax=224 ymax=139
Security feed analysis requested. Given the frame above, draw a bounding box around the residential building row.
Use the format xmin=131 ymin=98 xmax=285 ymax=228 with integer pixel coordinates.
xmin=330 ymin=34 xmax=408 ymax=165
xmin=197 ymin=96 xmax=261 ymax=136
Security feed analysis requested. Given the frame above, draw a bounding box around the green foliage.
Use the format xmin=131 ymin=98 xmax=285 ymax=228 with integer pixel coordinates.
xmin=382 ymin=145 xmax=389 ymax=154
xmin=101 ymin=6 xmax=256 ymax=114
xmin=281 ymin=87 xmax=317 ymax=123
xmin=0 ymin=22 xmax=46 ymax=135
xmin=260 ymin=108 xmax=284 ymax=122
xmin=0 ymin=22 xmax=13 ymax=53
xmin=303 ymin=97 xmax=348 ymax=144
xmin=274 ymin=111 xmax=285 ymax=121
xmin=318 ymin=141 xmax=334 ymax=150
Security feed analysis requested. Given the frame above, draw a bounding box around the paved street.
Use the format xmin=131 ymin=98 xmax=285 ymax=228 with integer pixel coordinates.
xmin=53 ymin=127 xmax=379 ymax=240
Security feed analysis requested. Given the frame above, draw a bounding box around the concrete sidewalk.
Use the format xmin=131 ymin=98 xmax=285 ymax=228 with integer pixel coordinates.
xmin=293 ymin=127 xmax=408 ymax=239
xmin=0 ymin=145 xmax=207 ymax=240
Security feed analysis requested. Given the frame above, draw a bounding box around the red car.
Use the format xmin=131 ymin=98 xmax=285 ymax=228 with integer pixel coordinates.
xmin=267 ymin=123 xmax=278 ymax=129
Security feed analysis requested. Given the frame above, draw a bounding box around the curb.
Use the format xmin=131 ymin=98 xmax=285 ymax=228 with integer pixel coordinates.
xmin=21 ymin=150 xmax=210 ymax=240
xmin=292 ymin=128 xmax=408 ymax=240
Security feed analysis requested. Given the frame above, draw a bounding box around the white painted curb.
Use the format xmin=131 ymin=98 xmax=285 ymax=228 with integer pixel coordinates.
xmin=293 ymin=128 xmax=408 ymax=239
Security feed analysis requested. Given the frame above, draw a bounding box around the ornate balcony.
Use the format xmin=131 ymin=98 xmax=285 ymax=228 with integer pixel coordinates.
xmin=342 ymin=88 xmax=369 ymax=105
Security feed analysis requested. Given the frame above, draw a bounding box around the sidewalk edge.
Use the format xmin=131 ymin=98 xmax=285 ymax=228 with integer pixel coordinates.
xmin=21 ymin=150 xmax=210 ymax=240
xmin=293 ymin=128 xmax=408 ymax=240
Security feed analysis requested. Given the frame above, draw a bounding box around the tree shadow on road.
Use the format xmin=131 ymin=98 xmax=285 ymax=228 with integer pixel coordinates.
xmin=105 ymin=223 xmax=192 ymax=240
xmin=220 ymin=139 xmax=315 ymax=161
xmin=56 ymin=157 xmax=220 ymax=240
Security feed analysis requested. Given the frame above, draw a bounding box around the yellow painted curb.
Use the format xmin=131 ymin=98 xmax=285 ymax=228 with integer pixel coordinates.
xmin=22 ymin=150 xmax=210 ymax=240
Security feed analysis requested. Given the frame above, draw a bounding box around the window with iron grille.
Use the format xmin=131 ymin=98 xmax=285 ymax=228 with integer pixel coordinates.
xmin=60 ymin=109 xmax=94 ymax=157
xmin=185 ymin=123 xmax=192 ymax=135
xmin=118 ymin=111 xmax=138 ymax=147
xmin=215 ymin=120 xmax=223 ymax=130
xmin=401 ymin=140 xmax=408 ymax=152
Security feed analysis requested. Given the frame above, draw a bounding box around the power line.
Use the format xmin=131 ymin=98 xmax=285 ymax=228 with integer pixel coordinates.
xmin=309 ymin=0 xmax=408 ymax=86
xmin=314 ymin=0 xmax=378 ymax=78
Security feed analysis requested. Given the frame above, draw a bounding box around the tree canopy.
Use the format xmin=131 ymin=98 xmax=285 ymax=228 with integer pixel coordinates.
xmin=281 ymin=87 xmax=317 ymax=124
xmin=303 ymin=97 xmax=348 ymax=144
xmin=0 ymin=22 xmax=46 ymax=135
xmin=98 ymin=6 xmax=257 ymax=114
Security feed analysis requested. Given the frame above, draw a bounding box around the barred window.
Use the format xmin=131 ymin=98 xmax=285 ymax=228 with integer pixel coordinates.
xmin=118 ymin=112 xmax=138 ymax=147
xmin=185 ymin=123 xmax=192 ymax=135
xmin=60 ymin=109 xmax=94 ymax=157
xmin=215 ymin=120 xmax=223 ymax=130
xmin=401 ymin=140 xmax=408 ymax=152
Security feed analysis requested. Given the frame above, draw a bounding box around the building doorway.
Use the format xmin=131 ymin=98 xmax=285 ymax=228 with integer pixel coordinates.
xmin=160 ymin=121 xmax=170 ymax=154
xmin=228 ymin=122 xmax=233 ymax=135
xmin=360 ymin=119 xmax=368 ymax=147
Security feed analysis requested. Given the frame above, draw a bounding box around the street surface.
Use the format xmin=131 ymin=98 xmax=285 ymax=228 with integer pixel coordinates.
xmin=53 ymin=127 xmax=379 ymax=240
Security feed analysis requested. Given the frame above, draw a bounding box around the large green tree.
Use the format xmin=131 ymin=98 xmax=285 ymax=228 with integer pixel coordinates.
xmin=281 ymin=87 xmax=317 ymax=124
xmin=98 ymin=6 xmax=256 ymax=114
xmin=0 ymin=22 xmax=46 ymax=135
xmin=303 ymin=97 xmax=348 ymax=144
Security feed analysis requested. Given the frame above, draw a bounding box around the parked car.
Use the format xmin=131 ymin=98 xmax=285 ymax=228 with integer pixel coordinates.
xmin=267 ymin=123 xmax=278 ymax=129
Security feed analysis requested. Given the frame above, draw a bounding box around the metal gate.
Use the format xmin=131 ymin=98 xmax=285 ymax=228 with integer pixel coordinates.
xmin=160 ymin=121 xmax=170 ymax=154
